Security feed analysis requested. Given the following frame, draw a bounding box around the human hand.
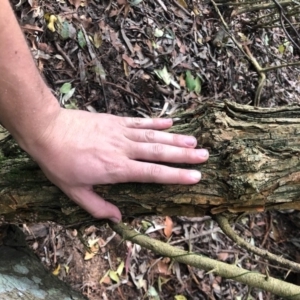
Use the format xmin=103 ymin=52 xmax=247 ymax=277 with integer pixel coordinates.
xmin=28 ymin=108 xmax=209 ymax=223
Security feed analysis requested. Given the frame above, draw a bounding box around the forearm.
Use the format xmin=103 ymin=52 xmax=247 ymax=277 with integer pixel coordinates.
xmin=0 ymin=0 xmax=60 ymax=152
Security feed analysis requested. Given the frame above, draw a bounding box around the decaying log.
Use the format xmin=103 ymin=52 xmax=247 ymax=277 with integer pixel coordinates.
xmin=1 ymin=101 xmax=300 ymax=225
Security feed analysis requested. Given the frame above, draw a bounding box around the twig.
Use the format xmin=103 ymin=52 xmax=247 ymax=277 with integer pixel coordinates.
xmin=120 ymin=20 xmax=134 ymax=54
xmin=262 ymin=61 xmax=300 ymax=72
xmin=54 ymin=41 xmax=76 ymax=71
xmin=110 ymin=222 xmax=300 ymax=299
xmin=214 ymin=214 xmax=300 ymax=273
xmin=104 ymin=81 xmax=152 ymax=113
xmin=171 ymin=0 xmax=191 ymax=16
xmin=80 ymin=25 xmax=109 ymax=112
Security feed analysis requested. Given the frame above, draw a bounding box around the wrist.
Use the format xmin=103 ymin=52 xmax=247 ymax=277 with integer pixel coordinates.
xmin=6 ymin=89 xmax=61 ymax=157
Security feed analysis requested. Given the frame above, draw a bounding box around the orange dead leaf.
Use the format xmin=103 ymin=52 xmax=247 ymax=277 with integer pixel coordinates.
xmin=164 ymin=216 xmax=173 ymax=238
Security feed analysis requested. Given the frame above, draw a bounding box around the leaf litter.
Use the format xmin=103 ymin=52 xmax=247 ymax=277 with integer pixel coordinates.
xmin=11 ymin=0 xmax=300 ymax=298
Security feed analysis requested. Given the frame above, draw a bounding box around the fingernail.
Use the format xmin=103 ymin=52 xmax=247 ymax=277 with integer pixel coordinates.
xmin=197 ymin=149 xmax=209 ymax=158
xmin=190 ymin=170 xmax=201 ymax=181
xmin=110 ymin=217 xmax=121 ymax=223
xmin=185 ymin=136 xmax=197 ymax=146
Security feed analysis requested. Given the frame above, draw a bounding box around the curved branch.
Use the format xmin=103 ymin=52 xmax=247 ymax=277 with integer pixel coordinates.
xmin=214 ymin=214 xmax=300 ymax=273
xmin=110 ymin=222 xmax=300 ymax=299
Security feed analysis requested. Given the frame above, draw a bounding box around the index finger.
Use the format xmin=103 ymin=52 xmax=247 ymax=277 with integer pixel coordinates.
xmin=120 ymin=117 xmax=173 ymax=130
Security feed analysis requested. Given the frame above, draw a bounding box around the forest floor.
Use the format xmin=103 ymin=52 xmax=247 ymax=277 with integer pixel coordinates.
xmin=8 ymin=0 xmax=300 ymax=299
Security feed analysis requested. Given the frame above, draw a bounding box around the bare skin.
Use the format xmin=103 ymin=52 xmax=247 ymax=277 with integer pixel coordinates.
xmin=0 ymin=1 xmax=209 ymax=223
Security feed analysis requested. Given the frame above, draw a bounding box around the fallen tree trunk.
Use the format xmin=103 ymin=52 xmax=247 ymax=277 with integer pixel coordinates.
xmin=1 ymin=101 xmax=300 ymax=225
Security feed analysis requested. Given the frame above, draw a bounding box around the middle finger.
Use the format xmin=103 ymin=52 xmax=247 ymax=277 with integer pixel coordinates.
xmin=129 ymin=142 xmax=209 ymax=164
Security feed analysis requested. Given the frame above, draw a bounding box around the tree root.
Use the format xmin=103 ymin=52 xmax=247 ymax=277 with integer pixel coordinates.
xmin=110 ymin=222 xmax=300 ymax=299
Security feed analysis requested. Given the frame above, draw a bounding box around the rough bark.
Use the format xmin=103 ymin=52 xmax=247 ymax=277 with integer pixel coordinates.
xmin=1 ymin=101 xmax=300 ymax=225
xmin=0 ymin=224 xmax=87 ymax=300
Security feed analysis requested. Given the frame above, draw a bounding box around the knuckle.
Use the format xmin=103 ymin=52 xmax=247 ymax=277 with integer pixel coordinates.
xmin=146 ymin=164 xmax=162 ymax=178
xmin=131 ymin=117 xmax=143 ymax=127
xmin=104 ymin=161 xmax=123 ymax=181
xmin=90 ymin=210 xmax=101 ymax=219
xmin=172 ymin=134 xmax=181 ymax=144
xmin=182 ymin=147 xmax=192 ymax=159
xmin=152 ymin=143 xmax=164 ymax=155
xmin=145 ymin=130 xmax=155 ymax=142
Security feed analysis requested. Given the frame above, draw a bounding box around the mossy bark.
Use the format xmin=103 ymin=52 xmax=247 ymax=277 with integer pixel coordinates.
xmin=1 ymin=101 xmax=300 ymax=225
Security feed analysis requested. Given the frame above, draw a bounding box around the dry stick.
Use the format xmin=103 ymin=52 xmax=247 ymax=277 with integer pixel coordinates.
xmin=80 ymin=25 xmax=109 ymax=112
xmin=54 ymin=41 xmax=76 ymax=71
xmin=110 ymin=222 xmax=300 ymax=299
xmin=172 ymin=0 xmax=191 ymax=16
xmin=214 ymin=214 xmax=300 ymax=273
xmin=231 ymin=0 xmax=293 ymax=15
xmin=262 ymin=61 xmax=300 ymax=72
xmin=104 ymin=81 xmax=152 ymax=114
xmin=242 ymin=45 xmax=265 ymax=107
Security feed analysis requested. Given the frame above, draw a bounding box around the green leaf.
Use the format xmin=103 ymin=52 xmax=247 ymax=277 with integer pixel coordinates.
xmin=94 ymin=60 xmax=106 ymax=80
xmin=60 ymin=82 xmax=72 ymax=94
xmin=154 ymin=66 xmax=171 ymax=85
xmin=77 ymin=30 xmax=86 ymax=48
xmin=185 ymin=71 xmax=201 ymax=94
xmin=194 ymin=76 xmax=201 ymax=94
xmin=175 ymin=295 xmax=187 ymax=300
xmin=148 ymin=286 xmax=159 ymax=298
xmin=116 ymin=261 xmax=124 ymax=276
xmin=129 ymin=0 xmax=143 ymax=6
xmin=64 ymin=99 xmax=78 ymax=110
xmin=60 ymin=21 xmax=71 ymax=39
xmin=109 ymin=270 xmax=120 ymax=283
xmin=278 ymin=44 xmax=285 ymax=54
xmin=154 ymin=28 xmax=164 ymax=38
xmin=61 ymin=88 xmax=76 ymax=104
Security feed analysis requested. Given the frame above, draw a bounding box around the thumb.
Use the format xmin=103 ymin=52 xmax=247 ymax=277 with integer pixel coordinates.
xmin=72 ymin=187 xmax=122 ymax=223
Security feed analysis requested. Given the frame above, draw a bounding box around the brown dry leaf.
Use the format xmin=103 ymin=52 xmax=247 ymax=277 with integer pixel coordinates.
xmin=93 ymin=32 xmax=102 ymax=48
xmin=179 ymin=73 xmax=186 ymax=87
xmin=157 ymin=260 xmax=171 ymax=275
xmin=68 ymin=0 xmax=85 ymax=9
xmin=122 ymin=53 xmax=139 ymax=68
xmin=38 ymin=43 xmax=54 ymax=54
xmin=117 ymin=0 xmax=127 ymax=4
xmin=164 ymin=216 xmax=173 ymax=238
xmin=21 ymin=24 xmax=43 ymax=33
xmin=217 ymin=252 xmax=229 ymax=261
